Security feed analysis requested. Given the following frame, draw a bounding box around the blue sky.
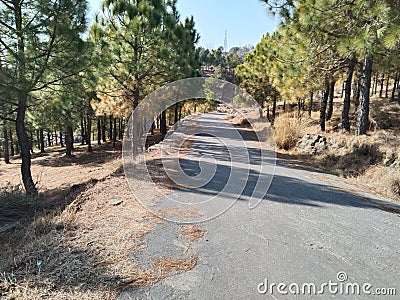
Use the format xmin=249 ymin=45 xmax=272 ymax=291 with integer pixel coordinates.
xmin=88 ymin=0 xmax=280 ymax=49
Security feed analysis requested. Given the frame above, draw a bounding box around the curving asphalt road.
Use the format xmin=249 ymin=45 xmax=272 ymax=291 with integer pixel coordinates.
xmin=120 ymin=113 xmax=400 ymax=300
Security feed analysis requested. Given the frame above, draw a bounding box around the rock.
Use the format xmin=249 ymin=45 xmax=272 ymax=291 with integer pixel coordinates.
xmin=148 ymin=143 xmax=162 ymax=152
xmin=296 ymin=134 xmax=332 ymax=155
xmin=108 ymin=199 xmax=123 ymax=206
xmin=383 ymin=150 xmax=396 ymax=167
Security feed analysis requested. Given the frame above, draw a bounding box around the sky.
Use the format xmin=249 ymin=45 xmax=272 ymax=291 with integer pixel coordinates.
xmin=88 ymin=0 xmax=280 ymax=49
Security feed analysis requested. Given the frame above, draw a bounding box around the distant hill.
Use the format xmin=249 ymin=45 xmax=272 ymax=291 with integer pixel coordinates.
xmin=228 ymin=45 xmax=254 ymax=58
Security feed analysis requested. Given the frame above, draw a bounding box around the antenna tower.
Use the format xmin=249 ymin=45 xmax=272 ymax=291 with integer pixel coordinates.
xmin=224 ymin=30 xmax=228 ymax=56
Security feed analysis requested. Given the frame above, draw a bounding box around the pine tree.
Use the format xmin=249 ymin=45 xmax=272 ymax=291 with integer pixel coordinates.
xmin=0 ymin=0 xmax=88 ymax=195
xmin=91 ymin=0 xmax=199 ymax=136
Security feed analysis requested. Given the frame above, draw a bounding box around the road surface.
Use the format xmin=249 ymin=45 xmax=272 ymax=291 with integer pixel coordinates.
xmin=120 ymin=113 xmax=400 ymax=299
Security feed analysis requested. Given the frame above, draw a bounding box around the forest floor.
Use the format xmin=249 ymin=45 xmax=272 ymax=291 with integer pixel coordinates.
xmin=0 ymin=135 xmax=204 ymax=299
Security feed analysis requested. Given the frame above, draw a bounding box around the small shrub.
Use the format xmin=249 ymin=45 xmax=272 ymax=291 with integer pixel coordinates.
xmin=273 ymin=113 xmax=311 ymax=150
xmin=351 ymin=141 xmax=382 ymax=164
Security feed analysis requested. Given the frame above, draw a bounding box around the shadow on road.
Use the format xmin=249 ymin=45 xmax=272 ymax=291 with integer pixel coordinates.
xmin=161 ymin=157 xmax=390 ymax=211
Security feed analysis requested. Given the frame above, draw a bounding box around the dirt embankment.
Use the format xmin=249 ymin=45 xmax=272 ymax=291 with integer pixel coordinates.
xmin=271 ymin=96 xmax=400 ymax=203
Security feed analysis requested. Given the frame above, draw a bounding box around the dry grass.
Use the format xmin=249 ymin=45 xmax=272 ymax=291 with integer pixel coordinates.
xmin=151 ymin=257 xmax=197 ymax=277
xmin=0 ymin=144 xmax=203 ymax=299
xmin=349 ymin=166 xmax=400 ymax=202
xmin=179 ymin=225 xmax=207 ymax=242
xmin=0 ymin=176 xmax=162 ymax=299
xmin=316 ymin=136 xmax=383 ymax=178
xmin=274 ymin=94 xmax=400 ymax=203
xmin=273 ymin=113 xmax=315 ymax=150
xmin=298 ymin=132 xmax=400 ymax=201
xmin=371 ymin=98 xmax=400 ymax=131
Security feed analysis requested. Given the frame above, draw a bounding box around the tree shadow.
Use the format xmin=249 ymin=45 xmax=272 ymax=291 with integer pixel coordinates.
xmin=0 ymin=178 xmax=98 ymax=231
xmin=139 ymin=115 xmax=398 ymax=212
xmin=34 ymin=143 xmax=121 ymax=168
xmin=0 ymin=215 xmax=129 ymax=298
xmin=144 ymin=154 xmax=400 ymax=212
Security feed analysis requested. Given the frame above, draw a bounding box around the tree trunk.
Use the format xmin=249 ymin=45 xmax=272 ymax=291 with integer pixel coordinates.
xmin=272 ymin=93 xmax=277 ymax=124
xmin=326 ymin=79 xmax=335 ymax=121
xmin=60 ymin=131 xmax=64 ymax=147
xmin=86 ymin=116 xmax=92 ymax=152
xmin=308 ymin=92 xmax=314 ymax=118
xmin=16 ymin=95 xmax=37 ymax=195
xmin=47 ymin=131 xmax=51 ymax=147
xmin=379 ymin=74 xmax=385 ymax=98
xmin=385 ymin=75 xmax=390 ymax=98
xmin=39 ymin=128 xmax=45 ymax=153
xmin=9 ymin=128 xmax=14 ymax=157
xmin=297 ymin=98 xmax=301 ymax=119
xmin=36 ymin=130 xmax=40 ymax=149
xmin=372 ymin=72 xmax=378 ymax=95
xmin=160 ymin=111 xmax=167 ymax=135
xmin=113 ymin=117 xmax=117 ymax=148
xmin=97 ymin=117 xmax=101 ymax=145
xmin=119 ymin=119 xmax=123 ymax=140
xmin=12 ymin=2 xmax=37 ymax=195
xmin=133 ymin=89 xmax=140 ymax=109
xmin=54 ymin=130 xmax=58 ymax=145
xmin=174 ymin=104 xmax=179 ymax=124
xmin=3 ymin=123 xmax=10 ymax=164
xmin=353 ymin=77 xmax=361 ymax=113
xmin=391 ymin=73 xmax=398 ymax=100
xmin=109 ymin=115 xmax=113 ymax=141
xmin=102 ymin=115 xmax=107 ymax=143
xmin=342 ymin=58 xmax=355 ymax=132
xmin=66 ymin=125 xmax=73 ymax=156
xmin=320 ymin=81 xmax=329 ymax=132
xmin=169 ymin=109 xmax=173 ymax=125
xmin=259 ymin=100 xmax=264 ymax=118
xmin=356 ymin=55 xmax=373 ymax=135
xmin=81 ymin=117 xmax=86 ymax=145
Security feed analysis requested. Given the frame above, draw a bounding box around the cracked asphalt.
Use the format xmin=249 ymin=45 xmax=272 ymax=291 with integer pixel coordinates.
xmin=120 ymin=113 xmax=400 ymax=300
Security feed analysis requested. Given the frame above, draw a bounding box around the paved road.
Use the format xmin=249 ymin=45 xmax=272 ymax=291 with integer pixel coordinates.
xmin=120 ymin=113 xmax=400 ymax=299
